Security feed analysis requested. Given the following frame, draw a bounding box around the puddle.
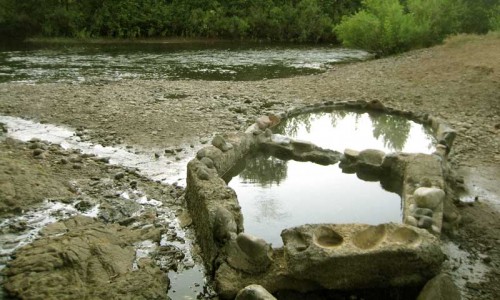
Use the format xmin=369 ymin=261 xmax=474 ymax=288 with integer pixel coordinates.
xmin=0 ymin=115 xmax=194 ymax=184
xmin=168 ymin=266 xmax=208 ymax=299
xmin=227 ymin=155 xmax=402 ymax=247
xmin=0 ymin=116 xmax=208 ymax=299
xmin=277 ymin=111 xmax=436 ymax=153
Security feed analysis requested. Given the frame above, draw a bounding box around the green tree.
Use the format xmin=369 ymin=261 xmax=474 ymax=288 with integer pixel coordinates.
xmin=239 ymin=154 xmax=288 ymax=187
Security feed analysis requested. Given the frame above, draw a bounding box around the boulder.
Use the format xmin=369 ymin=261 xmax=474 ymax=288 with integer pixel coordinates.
xmin=235 ymin=284 xmax=277 ymax=300
xmin=414 ymin=187 xmax=445 ymax=209
xmin=226 ymin=233 xmax=273 ymax=274
xmin=417 ymin=274 xmax=461 ymax=300
xmin=282 ymin=224 xmax=444 ymax=290
xmin=4 ymin=216 xmax=168 ymax=299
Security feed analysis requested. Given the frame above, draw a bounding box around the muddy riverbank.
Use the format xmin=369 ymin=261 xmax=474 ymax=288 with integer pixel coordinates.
xmin=1 ymin=33 xmax=499 ymax=299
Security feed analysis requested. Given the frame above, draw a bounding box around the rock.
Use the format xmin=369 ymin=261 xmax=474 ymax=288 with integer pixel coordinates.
xmin=197 ymin=166 xmax=211 ymax=180
xmin=32 ymin=149 xmax=44 ymax=156
xmin=212 ymin=135 xmax=233 ymax=152
xmin=344 ymin=148 xmax=360 ymax=160
xmin=417 ymin=274 xmax=461 ymax=300
xmin=4 ymin=216 xmax=168 ymax=299
xmin=437 ymin=125 xmax=457 ymax=147
xmin=237 ymin=233 xmax=273 ymax=262
xmin=356 ymin=149 xmax=385 ymax=176
xmin=114 ymin=172 xmax=125 ymax=180
xmin=226 ymin=233 xmax=273 ymax=274
xmin=405 ymin=215 xmax=418 ymax=226
xmin=75 ymin=200 xmax=93 ymax=212
xmin=256 ymin=116 xmax=272 ymax=130
xmin=282 ymin=224 xmax=444 ymax=290
xmin=28 ymin=142 xmax=42 ymax=149
xmin=413 ymin=208 xmax=434 ymax=218
xmin=212 ymin=135 xmax=226 ymax=149
xmin=290 ymin=139 xmax=315 ymax=152
xmin=417 ymin=216 xmax=434 ymax=229
xmin=178 ymin=210 xmax=193 ymax=228
xmin=213 ymin=207 xmax=238 ymax=242
xmin=414 ymin=187 xmax=445 ymax=209
xmin=200 ymin=157 xmax=215 ymax=168
xmin=221 ymin=142 xmax=234 ymax=152
xmin=366 ymin=99 xmax=386 ymax=111
xmin=358 ymin=149 xmax=385 ymax=166
xmin=235 ymin=284 xmax=277 ymax=300
xmin=164 ymin=148 xmax=175 ymax=154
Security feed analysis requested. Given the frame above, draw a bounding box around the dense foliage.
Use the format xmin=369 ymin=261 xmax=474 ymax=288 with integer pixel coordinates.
xmin=335 ymin=0 xmax=499 ymax=55
xmin=0 ymin=0 xmax=361 ymax=42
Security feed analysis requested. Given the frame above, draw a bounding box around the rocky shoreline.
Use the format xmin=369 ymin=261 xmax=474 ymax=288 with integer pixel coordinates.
xmin=1 ymin=34 xmax=499 ymax=299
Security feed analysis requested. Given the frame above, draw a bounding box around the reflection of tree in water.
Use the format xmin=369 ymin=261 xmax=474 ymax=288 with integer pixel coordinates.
xmin=422 ymin=124 xmax=437 ymax=151
xmin=254 ymin=195 xmax=289 ymax=223
xmin=369 ymin=113 xmax=411 ymax=152
xmin=276 ymin=110 xmax=436 ymax=152
xmin=278 ymin=112 xmax=316 ymax=137
xmin=278 ymin=110 xmax=357 ymax=137
xmin=239 ymin=154 xmax=288 ymax=187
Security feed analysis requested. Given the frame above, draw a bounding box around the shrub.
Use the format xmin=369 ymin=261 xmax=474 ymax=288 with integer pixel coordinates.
xmin=335 ymin=0 xmax=473 ymax=55
xmin=489 ymin=4 xmax=500 ymax=31
xmin=335 ymin=0 xmax=418 ymax=55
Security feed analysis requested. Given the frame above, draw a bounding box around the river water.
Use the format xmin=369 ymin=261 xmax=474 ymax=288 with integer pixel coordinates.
xmin=0 ymin=40 xmax=370 ymax=83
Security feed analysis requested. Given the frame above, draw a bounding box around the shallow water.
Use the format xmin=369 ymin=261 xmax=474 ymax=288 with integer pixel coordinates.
xmin=228 ymin=111 xmax=436 ymax=246
xmin=0 ymin=116 xmax=206 ymax=298
xmin=0 ymin=41 xmax=370 ymax=83
xmin=0 ymin=115 xmax=193 ymax=184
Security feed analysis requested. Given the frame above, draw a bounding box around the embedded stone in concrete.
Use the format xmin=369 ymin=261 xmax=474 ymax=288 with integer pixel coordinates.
xmin=282 ymin=223 xmax=444 ymax=290
xmin=358 ymin=149 xmax=385 ymax=167
xmin=260 ymin=136 xmax=341 ymax=166
xmin=212 ymin=135 xmax=234 ymax=152
xmin=226 ymin=233 xmax=273 ymax=274
xmin=417 ymin=216 xmax=434 ymax=229
xmin=436 ymin=124 xmax=457 ymax=148
xmin=235 ymin=284 xmax=277 ymax=300
xmin=414 ymin=187 xmax=445 ymax=209
xmin=365 ymin=99 xmax=386 ymax=111
xmin=290 ymin=139 xmax=315 ymax=152
xmin=255 ymin=115 xmax=280 ymax=130
xmin=200 ymin=157 xmax=215 ymax=168
xmin=213 ymin=206 xmax=238 ymax=243
xmin=344 ymin=148 xmax=360 ymax=160
xmin=417 ymin=274 xmax=461 ymax=300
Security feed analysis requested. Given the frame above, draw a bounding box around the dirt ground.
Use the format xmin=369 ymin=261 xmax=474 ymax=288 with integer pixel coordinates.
xmin=0 ymin=33 xmax=499 ymax=299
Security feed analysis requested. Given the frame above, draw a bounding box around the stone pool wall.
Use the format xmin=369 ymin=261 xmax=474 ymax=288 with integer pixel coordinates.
xmin=185 ymin=100 xmax=460 ymax=298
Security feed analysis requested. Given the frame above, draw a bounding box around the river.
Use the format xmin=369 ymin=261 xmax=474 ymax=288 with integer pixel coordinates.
xmin=0 ymin=40 xmax=370 ymax=83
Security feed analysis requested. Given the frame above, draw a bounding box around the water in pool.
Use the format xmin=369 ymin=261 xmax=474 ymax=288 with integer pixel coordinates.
xmin=227 ymin=111 xmax=436 ymax=246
